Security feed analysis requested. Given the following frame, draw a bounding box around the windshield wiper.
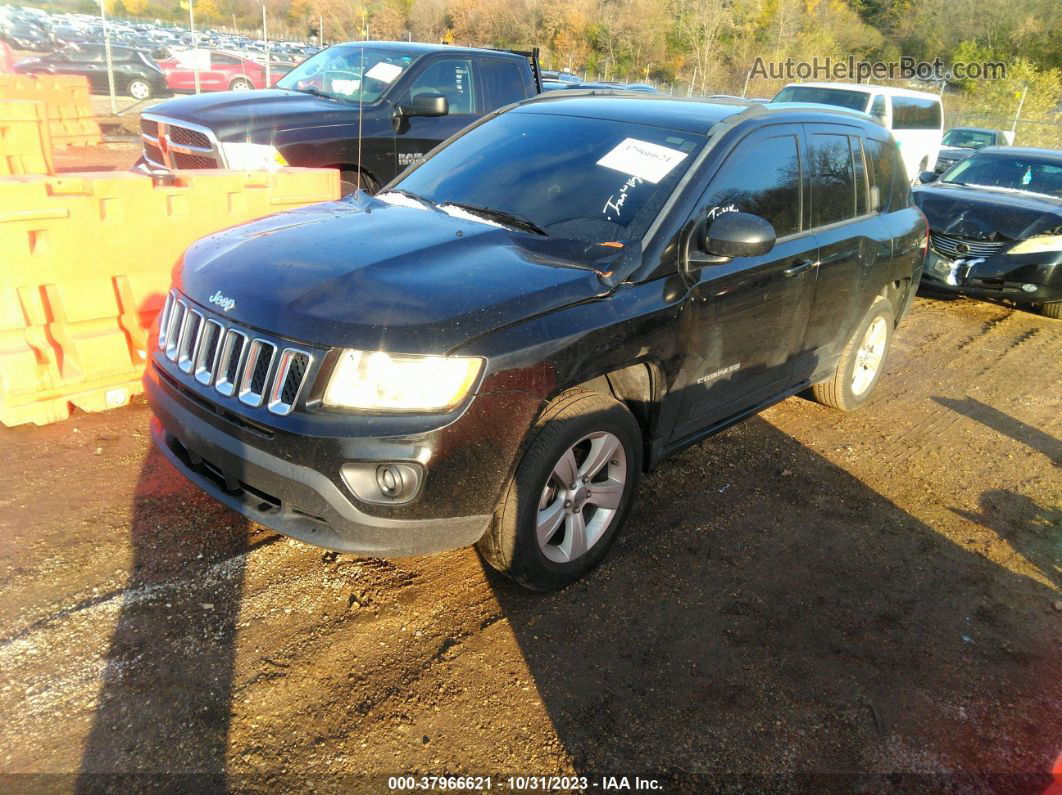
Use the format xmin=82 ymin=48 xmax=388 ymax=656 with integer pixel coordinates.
xmin=443 ymin=202 xmax=548 ymax=236
xmin=383 ymin=189 xmax=437 ymax=210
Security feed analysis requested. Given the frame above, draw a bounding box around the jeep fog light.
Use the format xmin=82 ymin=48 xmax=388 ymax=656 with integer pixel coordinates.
xmin=341 ymin=462 xmax=423 ymax=504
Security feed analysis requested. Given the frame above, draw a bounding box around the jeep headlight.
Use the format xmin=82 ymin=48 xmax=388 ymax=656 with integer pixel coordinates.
xmin=219 ymin=142 xmax=287 ymax=170
xmin=1008 ymin=234 xmax=1062 ymax=255
xmin=323 ymin=350 xmax=483 ymax=412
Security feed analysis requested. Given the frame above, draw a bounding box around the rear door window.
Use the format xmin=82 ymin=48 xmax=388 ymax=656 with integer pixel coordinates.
xmin=891 ymin=96 xmax=942 ymax=130
xmin=700 ymin=131 xmax=803 ymax=238
xmin=809 ymin=133 xmax=856 ymax=226
xmin=479 ymin=58 xmax=526 ymax=111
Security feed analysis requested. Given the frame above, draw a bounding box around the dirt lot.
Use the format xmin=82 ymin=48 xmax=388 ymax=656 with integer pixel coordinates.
xmin=1 ymin=293 xmax=1060 ymax=791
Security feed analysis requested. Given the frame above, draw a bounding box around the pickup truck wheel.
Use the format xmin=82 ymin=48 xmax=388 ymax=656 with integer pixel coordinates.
xmin=1040 ymin=301 xmax=1062 ymax=319
xmin=340 ymin=169 xmax=379 ymax=197
xmin=811 ymin=295 xmax=895 ymax=411
xmin=477 ymin=390 xmax=642 ymax=591
xmin=230 ymin=78 xmax=253 ymax=91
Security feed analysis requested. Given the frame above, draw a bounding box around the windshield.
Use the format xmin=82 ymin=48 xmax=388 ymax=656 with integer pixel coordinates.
xmin=941 ymin=153 xmax=1062 ymax=199
xmin=275 ymin=45 xmax=420 ymax=103
xmin=772 ymin=86 xmax=871 ymax=112
xmin=391 ymin=111 xmax=707 ymax=242
xmin=942 ymin=129 xmax=996 ymax=149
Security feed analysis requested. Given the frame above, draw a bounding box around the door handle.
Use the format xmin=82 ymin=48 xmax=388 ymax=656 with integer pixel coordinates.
xmin=783 ymin=259 xmax=818 ymax=277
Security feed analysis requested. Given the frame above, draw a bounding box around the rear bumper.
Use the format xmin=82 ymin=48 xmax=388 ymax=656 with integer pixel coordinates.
xmin=146 ymin=372 xmax=492 ymax=557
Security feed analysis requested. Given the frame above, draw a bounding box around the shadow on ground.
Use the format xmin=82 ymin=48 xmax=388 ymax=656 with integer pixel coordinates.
xmin=486 ymin=415 xmax=1060 ymax=791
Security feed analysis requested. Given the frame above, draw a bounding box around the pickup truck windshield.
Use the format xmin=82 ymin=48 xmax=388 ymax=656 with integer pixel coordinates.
xmin=941 ymin=129 xmax=996 ymax=149
xmin=392 ymin=112 xmax=706 ymax=242
xmin=275 ymin=45 xmax=420 ymax=103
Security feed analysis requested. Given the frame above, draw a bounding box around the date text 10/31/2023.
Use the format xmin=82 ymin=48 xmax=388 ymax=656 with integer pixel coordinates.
xmin=387 ymin=775 xmax=664 ymax=790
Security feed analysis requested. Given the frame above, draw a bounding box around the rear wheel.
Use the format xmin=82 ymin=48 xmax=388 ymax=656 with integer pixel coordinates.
xmin=339 ymin=169 xmax=379 ymax=197
xmin=229 ymin=77 xmax=253 ymax=91
xmin=810 ymin=295 xmax=895 ymax=411
xmin=476 ymin=390 xmax=642 ymax=591
xmin=127 ymin=78 xmax=152 ymax=100
xmin=1041 ymin=301 xmax=1062 ymax=319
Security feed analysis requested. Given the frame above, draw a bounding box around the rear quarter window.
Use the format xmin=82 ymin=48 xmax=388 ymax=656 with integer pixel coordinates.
xmin=891 ymin=96 xmax=942 ymax=130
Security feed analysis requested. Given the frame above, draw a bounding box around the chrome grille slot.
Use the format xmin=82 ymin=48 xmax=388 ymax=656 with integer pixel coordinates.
xmin=215 ymin=329 xmax=248 ymax=397
xmin=930 ymin=233 xmax=1007 ymax=259
xmin=177 ymin=310 xmax=203 ymax=373
xmin=165 ymin=300 xmax=187 ymax=361
xmin=194 ymin=320 xmax=224 ymax=385
xmin=158 ymin=290 xmax=314 ymax=415
xmin=238 ymin=340 xmax=276 ymax=407
xmin=267 ymin=349 xmax=312 ymax=416
xmin=157 ymin=291 xmax=175 ymax=349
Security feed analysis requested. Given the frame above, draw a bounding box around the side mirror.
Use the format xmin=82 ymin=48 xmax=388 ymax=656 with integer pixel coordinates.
xmin=918 ymin=170 xmax=938 ymax=184
xmin=399 ymin=92 xmax=448 ymax=118
xmin=699 ymin=212 xmax=776 ymax=259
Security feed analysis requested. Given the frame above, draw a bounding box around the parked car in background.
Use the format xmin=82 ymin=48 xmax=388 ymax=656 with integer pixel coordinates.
xmin=135 ymin=41 xmax=541 ymax=194
xmin=914 ymin=147 xmax=1062 ymax=318
xmin=771 ymin=82 xmax=943 ymax=181
xmin=1 ymin=20 xmax=51 ymax=51
xmin=144 ymin=95 xmax=925 ymax=590
xmin=16 ymin=44 xmax=169 ymax=99
xmin=934 ymin=126 xmax=1013 ymax=173
xmin=158 ymin=49 xmax=271 ymax=92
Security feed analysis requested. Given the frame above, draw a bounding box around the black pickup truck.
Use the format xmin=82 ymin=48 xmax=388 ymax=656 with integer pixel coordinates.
xmin=135 ymin=41 xmax=541 ymax=193
xmin=145 ymin=95 xmax=926 ymax=590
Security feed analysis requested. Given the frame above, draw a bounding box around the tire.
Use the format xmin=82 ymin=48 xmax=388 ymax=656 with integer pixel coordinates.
xmin=127 ymin=78 xmax=152 ymax=100
xmin=810 ymin=295 xmax=895 ymax=411
xmin=230 ymin=78 xmax=253 ymax=91
xmin=339 ymin=169 xmax=379 ymax=197
xmin=1041 ymin=301 xmax=1062 ymax=319
xmin=476 ymin=390 xmax=643 ymax=591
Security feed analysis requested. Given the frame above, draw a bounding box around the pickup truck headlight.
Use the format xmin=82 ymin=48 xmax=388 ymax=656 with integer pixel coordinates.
xmin=1008 ymin=234 xmax=1062 ymax=255
xmin=219 ymin=142 xmax=287 ymax=170
xmin=323 ymin=350 xmax=483 ymax=412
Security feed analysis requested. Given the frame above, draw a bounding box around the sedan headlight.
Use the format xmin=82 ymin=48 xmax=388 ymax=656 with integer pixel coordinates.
xmin=1008 ymin=234 xmax=1062 ymax=255
xmin=323 ymin=350 xmax=484 ymax=412
xmin=219 ymin=142 xmax=287 ymax=170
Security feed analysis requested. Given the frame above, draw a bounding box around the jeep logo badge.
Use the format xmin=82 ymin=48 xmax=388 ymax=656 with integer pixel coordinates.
xmin=209 ymin=290 xmax=236 ymax=313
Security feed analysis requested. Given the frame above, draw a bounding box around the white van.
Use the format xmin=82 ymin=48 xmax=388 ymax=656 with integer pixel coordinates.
xmin=771 ymin=82 xmax=943 ymax=181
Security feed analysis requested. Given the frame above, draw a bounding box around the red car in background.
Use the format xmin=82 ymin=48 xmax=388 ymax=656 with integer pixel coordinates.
xmin=158 ymin=50 xmax=279 ymax=92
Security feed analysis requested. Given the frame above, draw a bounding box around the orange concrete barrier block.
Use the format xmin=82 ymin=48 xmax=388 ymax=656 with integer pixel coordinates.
xmin=0 ymin=73 xmax=100 ymax=147
xmin=0 ymin=167 xmax=340 ymax=426
xmin=0 ymin=99 xmax=53 ymax=175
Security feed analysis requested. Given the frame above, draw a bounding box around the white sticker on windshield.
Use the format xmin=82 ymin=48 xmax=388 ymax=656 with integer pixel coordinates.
xmin=365 ymin=62 xmax=404 ymax=83
xmin=596 ymin=138 xmax=688 ymax=184
xmin=331 ymin=78 xmax=361 ymax=95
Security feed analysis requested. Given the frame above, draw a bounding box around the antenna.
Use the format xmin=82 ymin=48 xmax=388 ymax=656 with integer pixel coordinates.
xmin=356 ymin=45 xmax=365 ymax=194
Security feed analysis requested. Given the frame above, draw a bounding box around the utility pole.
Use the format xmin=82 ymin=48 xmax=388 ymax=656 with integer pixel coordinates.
xmin=1011 ymin=84 xmax=1027 ymax=135
xmin=262 ymin=5 xmax=270 ymax=86
xmin=319 ymin=15 xmax=323 ymax=46
xmin=98 ymin=0 xmax=117 ymax=112
xmin=189 ymin=0 xmax=200 ymax=94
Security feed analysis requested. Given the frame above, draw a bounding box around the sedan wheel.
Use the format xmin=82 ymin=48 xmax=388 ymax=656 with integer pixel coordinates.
xmin=128 ymin=79 xmax=151 ymax=100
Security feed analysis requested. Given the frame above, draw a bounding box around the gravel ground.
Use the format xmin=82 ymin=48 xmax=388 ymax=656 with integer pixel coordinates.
xmin=1 ymin=295 xmax=1059 ymax=792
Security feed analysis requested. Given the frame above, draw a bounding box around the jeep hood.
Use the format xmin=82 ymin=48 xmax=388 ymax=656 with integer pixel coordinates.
xmin=175 ymin=195 xmax=624 ymax=353
xmin=913 ymin=182 xmax=1062 ymax=241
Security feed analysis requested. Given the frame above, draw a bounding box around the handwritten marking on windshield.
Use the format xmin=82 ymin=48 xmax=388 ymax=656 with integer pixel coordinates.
xmin=603 ymin=176 xmax=644 ymax=221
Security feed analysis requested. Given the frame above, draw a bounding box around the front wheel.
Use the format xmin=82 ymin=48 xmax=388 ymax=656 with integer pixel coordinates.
xmin=230 ymin=78 xmax=253 ymax=91
xmin=127 ymin=78 xmax=152 ymax=100
xmin=477 ymin=390 xmax=643 ymax=591
xmin=810 ymin=295 xmax=895 ymax=411
xmin=339 ymin=169 xmax=379 ymax=197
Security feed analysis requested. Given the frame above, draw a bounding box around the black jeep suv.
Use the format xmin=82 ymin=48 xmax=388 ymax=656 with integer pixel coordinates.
xmin=145 ymin=94 xmax=927 ymax=590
